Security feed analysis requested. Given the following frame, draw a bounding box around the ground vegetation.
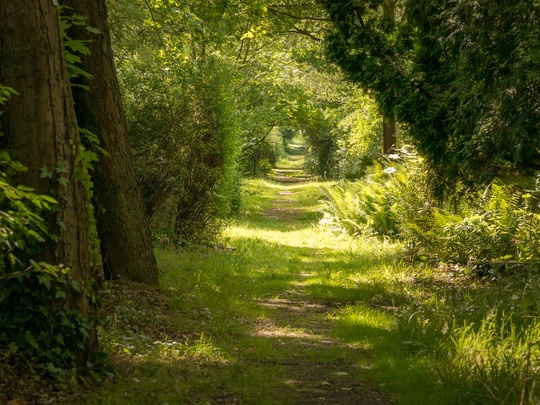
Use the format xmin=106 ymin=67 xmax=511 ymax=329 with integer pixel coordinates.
xmin=1 ymin=1 xmax=540 ymax=403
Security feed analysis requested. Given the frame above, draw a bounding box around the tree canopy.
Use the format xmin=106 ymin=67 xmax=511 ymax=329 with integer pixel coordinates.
xmin=320 ymin=0 xmax=540 ymax=195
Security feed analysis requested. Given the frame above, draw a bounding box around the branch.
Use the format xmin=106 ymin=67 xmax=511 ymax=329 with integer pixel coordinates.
xmin=243 ymin=126 xmax=276 ymax=151
xmin=141 ymin=0 xmax=166 ymax=48
xmin=288 ymin=26 xmax=321 ymax=41
xmin=267 ymin=6 xmax=331 ymax=22
xmin=252 ymin=125 xmax=275 ymax=148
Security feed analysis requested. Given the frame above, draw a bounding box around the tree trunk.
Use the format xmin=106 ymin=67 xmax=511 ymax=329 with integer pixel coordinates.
xmin=63 ymin=0 xmax=158 ymax=285
xmin=382 ymin=0 xmax=397 ymax=154
xmin=0 ymin=0 xmax=98 ymax=365
xmin=382 ymin=115 xmax=396 ymax=154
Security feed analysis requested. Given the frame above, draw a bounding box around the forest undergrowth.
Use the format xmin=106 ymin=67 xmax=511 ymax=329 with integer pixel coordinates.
xmin=6 ymin=156 xmax=538 ymax=404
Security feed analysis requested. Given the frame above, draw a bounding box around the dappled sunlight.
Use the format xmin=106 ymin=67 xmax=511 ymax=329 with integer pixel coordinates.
xmin=87 ymin=166 xmax=408 ymax=405
xmin=253 ymin=323 xmax=320 ymax=340
xmin=224 ymin=224 xmax=360 ymax=251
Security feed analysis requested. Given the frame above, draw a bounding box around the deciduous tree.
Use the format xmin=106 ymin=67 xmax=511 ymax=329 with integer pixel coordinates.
xmin=0 ymin=0 xmax=99 ymax=365
xmin=63 ymin=0 xmax=159 ymax=285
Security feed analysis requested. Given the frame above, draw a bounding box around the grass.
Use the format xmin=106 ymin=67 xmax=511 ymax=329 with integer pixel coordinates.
xmin=81 ymin=157 xmax=540 ymax=404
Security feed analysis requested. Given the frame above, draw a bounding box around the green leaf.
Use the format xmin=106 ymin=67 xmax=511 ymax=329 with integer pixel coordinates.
xmin=65 ymin=52 xmax=81 ymax=65
xmin=55 ymin=289 xmax=67 ymax=300
xmin=17 ymin=185 xmax=35 ymax=192
xmin=64 ymin=38 xmax=91 ymax=55
xmin=82 ymin=150 xmax=99 ymax=164
xmin=27 ymin=230 xmax=44 ymax=242
xmin=24 ymin=331 xmax=39 ymax=349
xmin=58 ymin=176 xmax=70 ymax=188
xmin=55 ymin=164 xmax=69 ymax=174
xmin=40 ymin=195 xmax=58 ymax=204
xmin=55 ymin=333 xmax=65 ymax=346
xmin=86 ymin=26 xmax=101 ymax=34
xmin=39 ymin=274 xmax=51 ymax=290
xmin=40 ymin=166 xmax=53 ymax=179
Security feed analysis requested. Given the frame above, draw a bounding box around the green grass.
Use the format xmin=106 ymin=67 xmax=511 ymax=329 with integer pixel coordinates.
xmin=88 ymin=172 xmax=540 ymax=404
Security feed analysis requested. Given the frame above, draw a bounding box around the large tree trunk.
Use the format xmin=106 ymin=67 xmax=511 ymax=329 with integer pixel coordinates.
xmin=0 ymin=0 xmax=98 ymax=365
xmin=63 ymin=0 xmax=158 ymax=285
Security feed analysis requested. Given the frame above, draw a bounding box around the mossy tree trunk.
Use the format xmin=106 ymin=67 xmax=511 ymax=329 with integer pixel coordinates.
xmin=0 ymin=0 xmax=98 ymax=365
xmin=63 ymin=0 xmax=159 ymax=285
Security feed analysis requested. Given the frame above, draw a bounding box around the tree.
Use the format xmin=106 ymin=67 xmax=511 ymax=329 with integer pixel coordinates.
xmin=0 ymin=0 xmax=99 ymax=365
xmin=381 ymin=0 xmax=397 ymax=154
xmin=320 ymin=0 xmax=540 ymax=196
xmin=62 ymin=0 xmax=159 ymax=285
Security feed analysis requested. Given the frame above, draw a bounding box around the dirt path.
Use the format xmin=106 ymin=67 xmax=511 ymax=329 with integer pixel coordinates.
xmin=253 ymin=287 xmax=392 ymax=404
xmin=249 ymin=166 xmax=393 ymax=404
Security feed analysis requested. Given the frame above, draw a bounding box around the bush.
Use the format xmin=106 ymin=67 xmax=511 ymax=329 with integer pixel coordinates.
xmin=409 ymin=181 xmax=540 ymax=264
xmin=320 ymin=147 xmax=427 ymax=239
xmin=333 ymin=90 xmax=383 ymax=180
xmin=321 ymin=143 xmax=540 ymax=266
xmin=121 ymin=59 xmax=240 ymax=245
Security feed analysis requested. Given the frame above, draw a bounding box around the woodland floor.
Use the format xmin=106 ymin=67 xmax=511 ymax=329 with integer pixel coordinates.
xmin=226 ymin=165 xmax=393 ymax=404
xmin=0 ymin=154 xmax=397 ymax=404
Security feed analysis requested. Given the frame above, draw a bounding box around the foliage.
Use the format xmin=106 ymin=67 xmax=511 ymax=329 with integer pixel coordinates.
xmin=320 ymin=0 xmax=540 ymax=196
xmin=0 ymin=87 xmax=101 ymax=378
xmin=321 ymin=145 xmax=540 ymax=266
xmin=408 ymin=180 xmax=540 ymax=265
xmin=109 ymin=0 xmax=368 ymax=242
xmin=58 ymin=5 xmax=100 ymax=85
xmin=0 ymin=87 xmax=54 ymax=271
xmin=118 ymin=56 xmax=240 ymax=245
xmin=0 ymin=154 xmax=55 ymax=270
xmin=333 ymin=90 xmax=383 ymax=179
xmin=0 ymin=263 xmax=96 ymax=377
xmin=320 ymin=147 xmax=426 ymax=238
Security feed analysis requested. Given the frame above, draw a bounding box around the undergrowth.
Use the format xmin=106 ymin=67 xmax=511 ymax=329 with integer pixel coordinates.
xmin=27 ymin=174 xmax=539 ymax=404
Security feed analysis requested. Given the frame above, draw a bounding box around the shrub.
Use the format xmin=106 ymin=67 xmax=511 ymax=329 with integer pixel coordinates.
xmin=409 ymin=181 xmax=540 ymax=264
xmin=121 ymin=59 xmax=240 ymax=245
xmin=320 ymin=147 xmax=427 ymax=239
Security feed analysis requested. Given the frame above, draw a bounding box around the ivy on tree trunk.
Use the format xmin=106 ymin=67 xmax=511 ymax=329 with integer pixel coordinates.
xmin=0 ymin=0 xmax=99 ymax=366
xmin=63 ymin=0 xmax=159 ymax=285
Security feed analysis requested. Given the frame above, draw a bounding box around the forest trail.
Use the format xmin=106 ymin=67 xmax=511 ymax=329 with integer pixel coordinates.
xmin=84 ymin=152 xmax=398 ymax=404
xmin=230 ymin=156 xmax=393 ymax=404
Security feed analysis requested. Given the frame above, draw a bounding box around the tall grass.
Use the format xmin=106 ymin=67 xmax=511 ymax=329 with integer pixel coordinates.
xmin=438 ymin=314 xmax=540 ymax=404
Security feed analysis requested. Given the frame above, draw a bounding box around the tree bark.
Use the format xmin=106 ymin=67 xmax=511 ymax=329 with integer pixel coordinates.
xmin=0 ymin=0 xmax=98 ymax=365
xmin=382 ymin=115 xmax=396 ymax=154
xmin=382 ymin=0 xmax=397 ymax=154
xmin=63 ymin=0 xmax=159 ymax=285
